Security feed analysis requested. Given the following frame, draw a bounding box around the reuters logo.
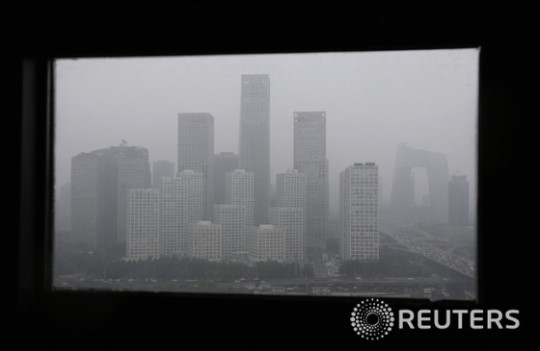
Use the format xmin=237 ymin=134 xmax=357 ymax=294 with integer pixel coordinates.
xmin=350 ymin=298 xmax=395 ymax=340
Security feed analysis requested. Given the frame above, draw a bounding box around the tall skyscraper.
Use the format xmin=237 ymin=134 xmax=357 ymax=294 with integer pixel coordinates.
xmin=160 ymin=177 xmax=188 ymax=255
xmin=187 ymin=221 xmax=222 ymax=261
xmin=239 ymin=74 xmax=270 ymax=225
xmin=127 ymin=188 xmax=160 ymax=260
xmin=269 ymin=207 xmax=304 ymax=262
xmin=340 ymin=163 xmax=379 ymax=260
xmin=71 ymin=145 xmax=150 ymax=250
xmin=225 ymin=169 xmax=254 ymax=226
xmin=178 ymin=113 xmax=214 ymax=219
xmin=293 ymin=111 xmax=328 ymax=252
xmin=247 ymin=225 xmax=285 ymax=262
xmin=448 ymin=173 xmax=470 ymax=226
xmin=116 ymin=147 xmax=152 ymax=243
xmin=152 ymin=160 xmax=175 ymax=190
xmin=214 ymin=204 xmax=247 ymax=260
xmin=213 ymin=152 xmax=239 ymax=205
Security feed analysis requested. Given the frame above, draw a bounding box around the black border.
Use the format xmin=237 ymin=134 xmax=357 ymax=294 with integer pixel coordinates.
xmin=14 ymin=6 xmax=532 ymax=343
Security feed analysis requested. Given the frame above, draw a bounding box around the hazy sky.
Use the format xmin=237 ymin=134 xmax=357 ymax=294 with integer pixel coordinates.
xmin=55 ymin=48 xmax=478 ymax=215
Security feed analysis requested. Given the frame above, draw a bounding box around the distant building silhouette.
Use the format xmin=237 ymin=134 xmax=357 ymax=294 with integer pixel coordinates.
xmin=448 ymin=173 xmax=469 ymax=226
xmin=225 ymin=169 xmax=254 ymax=226
xmin=247 ymin=225 xmax=285 ymax=262
xmin=214 ymin=204 xmax=247 ymax=260
xmin=390 ymin=144 xmax=449 ymax=224
xmin=152 ymin=160 xmax=174 ymax=190
xmin=127 ymin=188 xmax=160 ymax=260
xmin=55 ymin=183 xmax=71 ymax=233
xmin=340 ymin=163 xmax=379 ymax=260
xmin=178 ymin=113 xmax=214 ymax=219
xmin=187 ymin=221 xmax=222 ymax=261
xmin=71 ymin=145 xmax=150 ymax=250
xmin=239 ymin=74 xmax=270 ymax=225
xmin=294 ymin=111 xmax=329 ymax=252
xmin=213 ymin=152 xmax=239 ymax=205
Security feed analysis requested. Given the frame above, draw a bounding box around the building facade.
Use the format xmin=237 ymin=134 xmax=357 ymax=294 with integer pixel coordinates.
xmin=293 ymin=111 xmax=329 ymax=252
xmin=213 ymin=152 xmax=239 ymax=205
xmin=448 ymin=174 xmax=470 ymax=226
xmin=187 ymin=221 xmax=222 ymax=261
xmin=214 ymin=204 xmax=247 ymax=260
xmin=225 ymin=169 xmax=254 ymax=226
xmin=152 ymin=160 xmax=175 ymax=191
xmin=269 ymin=207 xmax=304 ymax=262
xmin=340 ymin=163 xmax=379 ymax=260
xmin=177 ymin=113 xmax=214 ymax=219
xmin=239 ymin=74 xmax=270 ymax=225
xmin=127 ymin=188 xmax=160 ymax=260
xmin=71 ymin=145 xmax=150 ymax=250
xmin=247 ymin=225 xmax=286 ymax=262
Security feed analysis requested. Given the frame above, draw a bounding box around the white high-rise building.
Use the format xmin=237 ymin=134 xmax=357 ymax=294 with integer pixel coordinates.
xmin=269 ymin=207 xmax=304 ymax=262
xmin=276 ymin=170 xmax=306 ymax=209
xmin=160 ymin=171 xmax=203 ymax=256
xmin=214 ymin=204 xmax=247 ymax=260
xmin=177 ymin=113 xmax=214 ymax=219
xmin=187 ymin=221 xmax=222 ymax=261
xmin=340 ymin=163 xmax=379 ymax=260
xmin=127 ymin=188 xmax=160 ymax=260
xmin=225 ymin=169 xmax=254 ymax=226
xmin=247 ymin=225 xmax=286 ymax=262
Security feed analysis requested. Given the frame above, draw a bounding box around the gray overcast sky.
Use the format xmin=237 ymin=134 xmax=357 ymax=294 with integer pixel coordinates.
xmin=55 ymin=48 xmax=478 ymax=215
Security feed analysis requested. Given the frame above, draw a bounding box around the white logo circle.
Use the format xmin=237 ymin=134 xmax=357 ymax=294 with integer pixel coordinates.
xmin=350 ymin=298 xmax=395 ymax=340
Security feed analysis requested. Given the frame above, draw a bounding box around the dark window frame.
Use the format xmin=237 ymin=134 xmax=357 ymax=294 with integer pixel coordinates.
xmin=21 ymin=11 xmax=520 ymax=337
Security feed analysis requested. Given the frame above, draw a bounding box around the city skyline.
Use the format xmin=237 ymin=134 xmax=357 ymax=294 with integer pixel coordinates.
xmin=55 ymin=49 xmax=478 ymax=215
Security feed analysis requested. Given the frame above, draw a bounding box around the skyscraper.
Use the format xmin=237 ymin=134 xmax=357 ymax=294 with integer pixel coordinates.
xmin=152 ymin=160 xmax=175 ymax=190
xmin=187 ymin=221 xmax=222 ymax=261
xmin=247 ymin=225 xmax=286 ymax=262
xmin=116 ymin=147 xmax=152 ymax=243
xmin=160 ymin=177 xmax=188 ymax=256
xmin=127 ymin=188 xmax=160 ymax=260
xmin=225 ymin=169 xmax=254 ymax=226
xmin=293 ymin=111 xmax=328 ymax=252
xmin=239 ymin=74 xmax=270 ymax=224
xmin=178 ymin=113 xmax=214 ymax=219
xmin=71 ymin=145 xmax=150 ymax=250
xmin=213 ymin=152 xmax=239 ymax=205
xmin=214 ymin=204 xmax=247 ymax=260
xmin=448 ymin=173 xmax=470 ymax=226
xmin=340 ymin=163 xmax=379 ymax=260
xmin=269 ymin=207 xmax=304 ymax=262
